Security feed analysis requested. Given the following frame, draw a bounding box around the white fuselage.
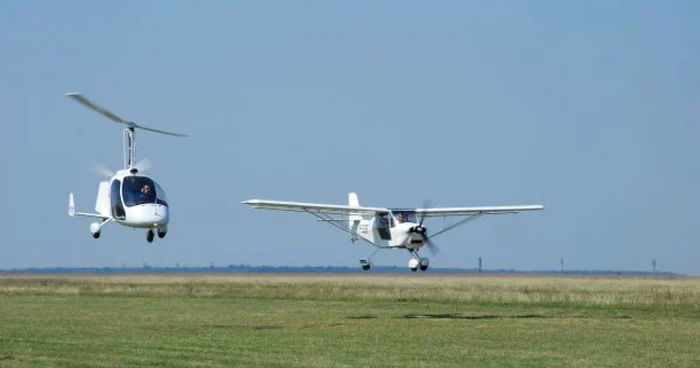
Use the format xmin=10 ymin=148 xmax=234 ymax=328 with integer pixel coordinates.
xmin=117 ymin=202 xmax=169 ymax=229
xmin=97 ymin=170 xmax=170 ymax=231
xmin=354 ymin=217 xmax=426 ymax=249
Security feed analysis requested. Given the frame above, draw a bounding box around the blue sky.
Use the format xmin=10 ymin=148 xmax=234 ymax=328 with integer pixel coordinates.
xmin=1 ymin=1 xmax=699 ymax=273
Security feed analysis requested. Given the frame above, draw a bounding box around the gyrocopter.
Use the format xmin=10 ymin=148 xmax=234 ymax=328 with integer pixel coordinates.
xmin=66 ymin=93 xmax=187 ymax=242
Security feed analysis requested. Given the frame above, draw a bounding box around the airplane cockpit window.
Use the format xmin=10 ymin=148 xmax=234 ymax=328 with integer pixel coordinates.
xmin=122 ymin=176 xmax=157 ymax=207
xmin=375 ymin=214 xmax=392 ymax=240
xmin=391 ymin=211 xmax=417 ymax=225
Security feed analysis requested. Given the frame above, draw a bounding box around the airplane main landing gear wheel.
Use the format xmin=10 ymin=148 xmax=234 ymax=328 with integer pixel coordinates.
xmin=419 ymin=257 xmax=430 ymax=272
xmin=146 ymin=230 xmax=154 ymax=243
xmin=408 ymin=258 xmax=420 ymax=272
xmin=360 ymin=260 xmax=371 ymax=271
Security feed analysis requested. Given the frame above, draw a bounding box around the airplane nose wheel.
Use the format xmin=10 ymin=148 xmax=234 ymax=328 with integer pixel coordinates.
xmin=409 ymin=250 xmax=429 ymax=272
xmin=146 ymin=230 xmax=154 ymax=243
xmin=408 ymin=258 xmax=420 ymax=272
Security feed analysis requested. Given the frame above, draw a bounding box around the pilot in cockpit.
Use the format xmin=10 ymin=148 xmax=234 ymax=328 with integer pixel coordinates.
xmin=138 ymin=183 xmax=154 ymax=201
xmin=395 ymin=213 xmax=404 ymax=224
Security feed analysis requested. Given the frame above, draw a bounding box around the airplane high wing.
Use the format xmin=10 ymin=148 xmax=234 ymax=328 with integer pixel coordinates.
xmin=242 ymin=199 xmax=543 ymax=218
xmin=416 ymin=205 xmax=544 ymax=217
xmin=241 ymin=193 xmax=544 ymax=272
xmin=242 ymin=199 xmax=389 ymax=215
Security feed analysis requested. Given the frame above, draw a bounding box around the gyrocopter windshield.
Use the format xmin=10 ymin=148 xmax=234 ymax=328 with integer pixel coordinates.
xmin=122 ymin=176 xmax=168 ymax=207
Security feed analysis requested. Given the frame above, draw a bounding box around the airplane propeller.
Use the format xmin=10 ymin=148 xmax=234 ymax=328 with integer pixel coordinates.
xmin=409 ymin=199 xmax=441 ymax=256
xmin=423 ymin=232 xmax=440 ymax=256
xmin=418 ymin=199 xmax=431 ymax=228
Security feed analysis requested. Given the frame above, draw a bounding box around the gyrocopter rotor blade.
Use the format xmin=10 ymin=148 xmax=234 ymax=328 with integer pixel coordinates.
xmin=66 ymin=93 xmax=127 ymax=124
xmin=136 ymin=125 xmax=188 ymax=137
xmin=65 ymin=92 xmax=189 ymax=137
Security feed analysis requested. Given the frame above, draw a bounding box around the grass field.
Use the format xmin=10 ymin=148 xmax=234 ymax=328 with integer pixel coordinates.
xmin=0 ymin=274 xmax=698 ymax=367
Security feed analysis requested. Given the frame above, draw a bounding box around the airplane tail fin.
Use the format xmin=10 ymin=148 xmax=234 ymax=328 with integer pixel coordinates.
xmin=349 ymin=192 xmax=360 ymax=208
xmin=348 ymin=192 xmax=362 ymax=233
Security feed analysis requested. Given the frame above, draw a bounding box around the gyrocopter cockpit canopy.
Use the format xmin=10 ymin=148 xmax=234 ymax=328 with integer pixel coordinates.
xmin=121 ymin=175 xmax=168 ymax=207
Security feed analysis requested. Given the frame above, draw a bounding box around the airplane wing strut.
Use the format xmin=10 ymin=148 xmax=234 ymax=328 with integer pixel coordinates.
xmin=429 ymin=213 xmax=485 ymax=239
xmin=304 ymin=209 xmax=387 ymax=249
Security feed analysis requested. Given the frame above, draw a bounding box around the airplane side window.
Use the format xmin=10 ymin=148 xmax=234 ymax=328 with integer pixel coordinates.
xmin=375 ymin=215 xmax=392 ymax=240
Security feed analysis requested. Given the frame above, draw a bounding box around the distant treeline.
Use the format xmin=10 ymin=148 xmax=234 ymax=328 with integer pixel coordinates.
xmin=0 ymin=265 xmax=678 ymax=276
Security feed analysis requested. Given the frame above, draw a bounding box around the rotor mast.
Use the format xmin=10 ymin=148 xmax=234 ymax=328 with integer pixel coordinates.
xmin=124 ymin=125 xmax=136 ymax=170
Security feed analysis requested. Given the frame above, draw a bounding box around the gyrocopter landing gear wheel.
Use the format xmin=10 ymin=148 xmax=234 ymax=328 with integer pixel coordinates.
xmin=146 ymin=229 xmax=155 ymax=243
xmin=90 ymin=222 xmax=102 ymax=239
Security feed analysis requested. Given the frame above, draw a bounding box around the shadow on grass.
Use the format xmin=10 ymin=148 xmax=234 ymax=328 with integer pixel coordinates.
xmin=397 ymin=313 xmax=633 ymax=320
xmin=206 ymin=323 xmax=346 ymax=330
xmin=346 ymin=313 xmax=633 ymax=320
xmin=206 ymin=324 xmax=284 ymax=330
xmin=400 ymin=313 xmax=546 ymax=320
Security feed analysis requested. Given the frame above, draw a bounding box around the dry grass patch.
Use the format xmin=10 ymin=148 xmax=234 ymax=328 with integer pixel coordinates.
xmin=0 ymin=274 xmax=698 ymax=309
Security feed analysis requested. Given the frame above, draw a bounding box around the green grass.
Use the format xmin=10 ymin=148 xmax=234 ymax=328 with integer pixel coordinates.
xmin=0 ymin=274 xmax=698 ymax=367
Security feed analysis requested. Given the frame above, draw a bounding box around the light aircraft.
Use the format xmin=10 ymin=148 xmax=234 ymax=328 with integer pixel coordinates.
xmin=66 ymin=93 xmax=187 ymax=242
xmin=242 ymin=194 xmax=544 ymax=271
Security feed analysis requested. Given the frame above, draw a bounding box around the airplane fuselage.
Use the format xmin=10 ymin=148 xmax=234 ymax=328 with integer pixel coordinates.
xmin=354 ymin=217 xmax=426 ymax=249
